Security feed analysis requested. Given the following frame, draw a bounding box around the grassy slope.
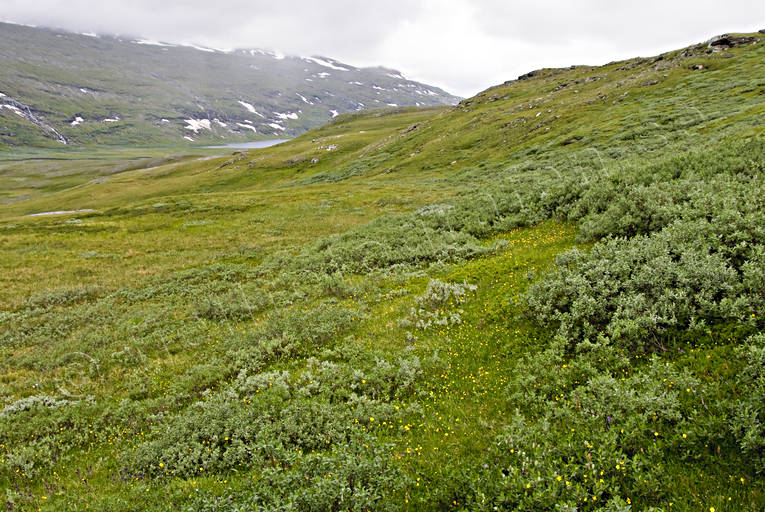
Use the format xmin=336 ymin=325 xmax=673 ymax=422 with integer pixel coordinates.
xmin=0 ymin=34 xmax=763 ymax=510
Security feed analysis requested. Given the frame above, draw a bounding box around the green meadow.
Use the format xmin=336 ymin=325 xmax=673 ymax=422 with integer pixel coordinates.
xmin=0 ymin=34 xmax=763 ymax=510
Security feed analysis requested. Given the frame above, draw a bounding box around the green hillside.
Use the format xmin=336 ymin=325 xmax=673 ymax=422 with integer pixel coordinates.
xmin=0 ymin=22 xmax=458 ymax=148
xmin=0 ymin=32 xmax=763 ymax=511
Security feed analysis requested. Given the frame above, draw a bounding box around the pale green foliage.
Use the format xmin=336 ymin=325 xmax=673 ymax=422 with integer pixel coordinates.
xmin=525 ymin=222 xmax=752 ymax=352
xmin=731 ymin=334 xmax=765 ymax=473
xmin=406 ymin=279 xmax=477 ymax=330
xmin=525 ymin=140 xmax=765 ymax=354
xmin=188 ymin=433 xmax=409 ymax=511
xmin=0 ymin=394 xmax=76 ymax=417
xmin=127 ymin=346 xmax=427 ymax=479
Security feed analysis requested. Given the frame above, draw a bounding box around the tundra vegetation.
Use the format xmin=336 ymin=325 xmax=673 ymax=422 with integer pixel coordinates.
xmin=0 ymin=33 xmax=763 ymax=510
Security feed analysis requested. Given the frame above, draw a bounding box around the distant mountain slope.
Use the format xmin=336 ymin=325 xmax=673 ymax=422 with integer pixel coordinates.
xmin=0 ymin=22 xmax=459 ymax=147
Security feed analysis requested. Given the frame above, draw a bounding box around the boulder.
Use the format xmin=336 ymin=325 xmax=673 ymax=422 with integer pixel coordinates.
xmin=518 ymin=70 xmax=540 ymax=81
xmin=707 ymin=34 xmax=759 ymax=50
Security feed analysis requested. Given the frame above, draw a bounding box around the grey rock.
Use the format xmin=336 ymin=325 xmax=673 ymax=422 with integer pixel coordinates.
xmin=707 ymin=34 xmax=759 ymax=50
xmin=518 ymin=70 xmax=540 ymax=81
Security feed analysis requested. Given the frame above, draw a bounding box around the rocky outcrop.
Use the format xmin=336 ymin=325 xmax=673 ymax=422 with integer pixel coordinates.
xmin=707 ymin=34 xmax=759 ymax=51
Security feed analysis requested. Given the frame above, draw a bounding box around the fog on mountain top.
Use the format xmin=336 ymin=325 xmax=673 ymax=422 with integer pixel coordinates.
xmin=1 ymin=0 xmax=763 ymax=97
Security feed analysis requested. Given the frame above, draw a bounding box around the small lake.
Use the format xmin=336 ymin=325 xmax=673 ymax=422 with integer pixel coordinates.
xmin=205 ymin=139 xmax=290 ymax=150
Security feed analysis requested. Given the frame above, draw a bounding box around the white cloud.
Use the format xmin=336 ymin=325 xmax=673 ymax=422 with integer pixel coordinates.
xmin=1 ymin=0 xmax=763 ymax=97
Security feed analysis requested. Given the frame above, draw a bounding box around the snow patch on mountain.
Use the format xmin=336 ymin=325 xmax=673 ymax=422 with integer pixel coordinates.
xmin=297 ymin=93 xmax=312 ymax=105
xmin=305 ymin=57 xmax=349 ymax=71
xmin=330 ymin=110 xmax=339 ymax=118
xmin=248 ymin=48 xmax=286 ymax=60
xmin=182 ymin=44 xmax=216 ymax=53
xmin=274 ymin=112 xmax=299 ymax=120
xmin=1 ymin=104 xmax=24 ymax=117
xmin=134 ymin=39 xmax=177 ymax=47
xmin=1 ymin=93 xmax=68 ymax=143
xmin=102 ymin=116 xmax=120 ymax=123
xmin=185 ymin=119 xmax=211 ymax=132
xmin=70 ymin=116 xmax=84 ymax=126
xmin=0 ymin=20 xmax=37 ymax=28
xmin=267 ymin=123 xmax=286 ymax=131
xmin=238 ymin=101 xmax=264 ymax=117
xmin=237 ymin=123 xmax=257 ymax=133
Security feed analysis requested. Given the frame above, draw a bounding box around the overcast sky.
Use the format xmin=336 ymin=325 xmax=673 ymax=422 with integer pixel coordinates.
xmin=2 ymin=1 xmax=764 ymax=97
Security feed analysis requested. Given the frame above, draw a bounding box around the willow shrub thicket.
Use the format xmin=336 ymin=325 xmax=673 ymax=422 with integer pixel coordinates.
xmin=190 ymin=139 xmax=762 ymax=509
xmin=252 ymin=138 xmax=764 ymax=508
xmin=470 ymin=141 xmax=764 ymax=508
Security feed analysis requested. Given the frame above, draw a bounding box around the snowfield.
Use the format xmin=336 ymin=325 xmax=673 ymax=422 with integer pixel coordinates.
xmin=1 ymin=104 xmax=24 ymax=117
xmin=305 ymin=57 xmax=349 ymax=71
xmin=238 ymin=101 xmax=264 ymax=117
xmin=134 ymin=39 xmax=176 ymax=47
xmin=236 ymin=123 xmax=258 ymax=133
xmin=184 ymin=119 xmax=211 ymax=132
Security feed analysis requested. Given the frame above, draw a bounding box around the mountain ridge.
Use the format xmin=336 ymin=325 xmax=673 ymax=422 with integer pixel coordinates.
xmin=0 ymin=21 xmax=460 ymax=148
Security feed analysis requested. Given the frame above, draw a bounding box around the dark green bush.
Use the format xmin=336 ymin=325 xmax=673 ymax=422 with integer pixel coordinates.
xmin=730 ymin=334 xmax=765 ymax=473
xmin=187 ymin=432 xmax=409 ymax=512
xmin=525 ymin=220 xmax=755 ymax=353
xmin=127 ymin=349 xmax=426 ymax=478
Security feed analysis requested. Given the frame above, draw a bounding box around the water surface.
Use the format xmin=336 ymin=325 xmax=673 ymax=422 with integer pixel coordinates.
xmin=206 ymin=139 xmax=290 ymax=150
xmin=27 ymin=209 xmax=94 ymax=217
